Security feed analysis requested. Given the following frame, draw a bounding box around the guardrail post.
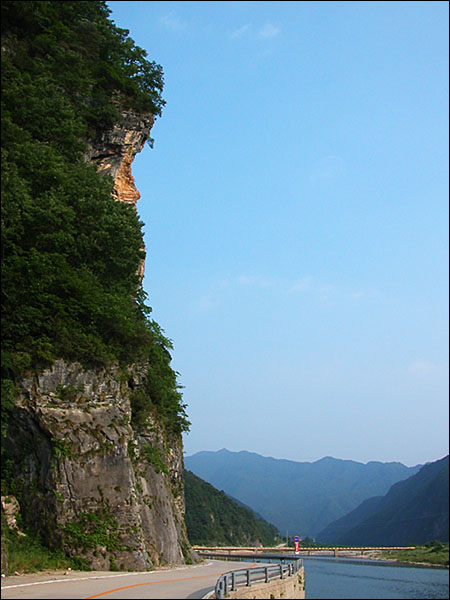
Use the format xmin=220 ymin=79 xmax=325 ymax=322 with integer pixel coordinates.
xmin=211 ymin=554 xmax=303 ymax=598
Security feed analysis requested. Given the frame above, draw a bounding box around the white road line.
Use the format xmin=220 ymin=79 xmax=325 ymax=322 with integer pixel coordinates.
xmin=2 ymin=562 xmax=214 ymax=590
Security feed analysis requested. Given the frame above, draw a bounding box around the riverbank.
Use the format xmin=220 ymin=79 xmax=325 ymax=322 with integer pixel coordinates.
xmin=378 ymin=542 xmax=449 ymax=568
xmin=311 ymin=547 xmax=449 ymax=569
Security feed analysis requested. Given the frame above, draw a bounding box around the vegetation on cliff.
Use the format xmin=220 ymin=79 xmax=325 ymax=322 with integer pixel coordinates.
xmin=184 ymin=470 xmax=281 ymax=547
xmin=1 ymin=5 xmax=190 ymax=572
xmin=1 ymin=0 xmax=189 ymax=446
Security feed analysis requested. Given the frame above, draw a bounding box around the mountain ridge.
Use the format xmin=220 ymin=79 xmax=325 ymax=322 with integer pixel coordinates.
xmin=185 ymin=449 xmax=421 ymax=538
xmin=317 ymin=455 xmax=449 ymax=545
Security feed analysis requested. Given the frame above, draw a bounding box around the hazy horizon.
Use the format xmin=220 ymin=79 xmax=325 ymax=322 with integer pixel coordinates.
xmin=184 ymin=446 xmax=449 ymax=468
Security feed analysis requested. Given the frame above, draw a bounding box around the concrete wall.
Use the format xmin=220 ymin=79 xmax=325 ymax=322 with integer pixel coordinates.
xmin=225 ymin=566 xmax=305 ymax=599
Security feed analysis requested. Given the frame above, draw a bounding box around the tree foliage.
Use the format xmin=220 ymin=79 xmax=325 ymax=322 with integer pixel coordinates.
xmin=184 ymin=470 xmax=281 ymax=547
xmin=1 ymin=1 xmax=165 ymax=134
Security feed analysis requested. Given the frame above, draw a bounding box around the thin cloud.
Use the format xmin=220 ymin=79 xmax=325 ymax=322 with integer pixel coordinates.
xmin=229 ymin=22 xmax=280 ymax=41
xmin=258 ymin=23 xmax=280 ymax=39
xmin=236 ymin=275 xmax=272 ymax=287
xmin=290 ymin=277 xmax=312 ymax=293
xmin=310 ymin=155 xmax=344 ymax=182
xmin=193 ymin=293 xmax=220 ymax=313
xmin=408 ymin=359 xmax=439 ymax=376
xmin=160 ymin=13 xmax=187 ymax=32
xmin=289 ymin=276 xmax=368 ymax=302
xmin=230 ymin=24 xmax=250 ymax=39
xmin=194 ymin=274 xmax=371 ymax=312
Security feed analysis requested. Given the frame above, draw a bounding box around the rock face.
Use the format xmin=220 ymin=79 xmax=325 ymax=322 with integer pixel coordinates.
xmin=5 ymin=360 xmax=192 ymax=570
xmin=3 ymin=113 xmax=195 ymax=571
xmin=86 ymin=110 xmax=154 ymax=206
xmin=1 ymin=496 xmax=25 ymax=536
xmin=85 ymin=110 xmax=154 ymax=281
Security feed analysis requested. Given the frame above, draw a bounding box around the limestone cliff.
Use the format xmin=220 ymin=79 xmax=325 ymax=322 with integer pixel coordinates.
xmin=3 ymin=114 xmax=195 ymax=571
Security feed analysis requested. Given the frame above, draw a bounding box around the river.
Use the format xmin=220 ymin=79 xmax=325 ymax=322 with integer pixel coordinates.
xmin=301 ymin=556 xmax=449 ymax=599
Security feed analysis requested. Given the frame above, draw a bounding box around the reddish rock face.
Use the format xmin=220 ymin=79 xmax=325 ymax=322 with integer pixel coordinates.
xmin=86 ymin=111 xmax=154 ymax=205
xmin=113 ymin=151 xmax=141 ymax=204
xmin=85 ymin=111 xmax=154 ymax=280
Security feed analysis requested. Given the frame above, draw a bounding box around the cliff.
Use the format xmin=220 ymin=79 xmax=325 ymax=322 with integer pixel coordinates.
xmin=4 ymin=360 xmax=191 ymax=570
xmin=2 ymin=112 xmax=194 ymax=571
xmin=1 ymin=1 xmax=193 ymax=572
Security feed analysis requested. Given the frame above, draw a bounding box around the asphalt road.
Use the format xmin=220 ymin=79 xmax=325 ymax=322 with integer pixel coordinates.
xmin=1 ymin=560 xmax=262 ymax=599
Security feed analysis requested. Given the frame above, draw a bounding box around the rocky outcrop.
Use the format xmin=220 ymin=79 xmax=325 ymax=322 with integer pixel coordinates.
xmin=1 ymin=496 xmax=25 ymax=536
xmin=85 ymin=111 xmax=154 ymax=206
xmin=5 ymin=360 xmax=193 ymax=570
xmin=85 ymin=110 xmax=154 ymax=282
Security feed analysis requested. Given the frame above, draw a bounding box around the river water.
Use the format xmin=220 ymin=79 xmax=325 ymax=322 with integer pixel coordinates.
xmin=301 ymin=556 xmax=449 ymax=599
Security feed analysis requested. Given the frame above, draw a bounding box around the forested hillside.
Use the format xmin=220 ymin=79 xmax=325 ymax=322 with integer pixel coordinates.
xmin=317 ymin=455 xmax=449 ymax=546
xmin=184 ymin=470 xmax=281 ymax=547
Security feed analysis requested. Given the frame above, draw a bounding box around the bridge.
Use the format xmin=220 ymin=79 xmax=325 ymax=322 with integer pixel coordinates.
xmin=193 ymin=545 xmax=416 ymax=558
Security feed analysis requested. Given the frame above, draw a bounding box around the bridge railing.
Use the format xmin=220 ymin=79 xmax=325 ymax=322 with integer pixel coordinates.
xmin=193 ymin=545 xmax=416 ymax=552
xmin=213 ymin=557 xmax=302 ymax=599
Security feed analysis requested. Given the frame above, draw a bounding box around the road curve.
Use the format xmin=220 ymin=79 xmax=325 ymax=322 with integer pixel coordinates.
xmin=1 ymin=560 xmax=264 ymax=600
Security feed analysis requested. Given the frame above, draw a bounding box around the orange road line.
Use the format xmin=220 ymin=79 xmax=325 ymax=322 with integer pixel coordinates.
xmin=85 ymin=563 xmax=258 ymax=599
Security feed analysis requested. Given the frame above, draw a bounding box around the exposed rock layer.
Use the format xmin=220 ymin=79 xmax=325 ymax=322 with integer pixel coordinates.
xmin=86 ymin=111 xmax=154 ymax=205
xmin=6 ymin=360 xmax=192 ymax=570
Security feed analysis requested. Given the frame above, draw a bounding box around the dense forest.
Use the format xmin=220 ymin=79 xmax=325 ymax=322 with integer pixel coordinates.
xmin=1 ymin=0 xmax=189 ymax=490
xmin=184 ymin=470 xmax=281 ymax=547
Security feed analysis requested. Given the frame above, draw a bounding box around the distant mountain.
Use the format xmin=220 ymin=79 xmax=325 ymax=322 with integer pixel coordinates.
xmin=224 ymin=494 xmax=271 ymax=523
xmin=316 ymin=495 xmax=384 ymax=543
xmin=183 ymin=470 xmax=281 ymax=546
xmin=317 ymin=455 xmax=449 ymax=545
xmin=184 ymin=449 xmax=421 ymax=538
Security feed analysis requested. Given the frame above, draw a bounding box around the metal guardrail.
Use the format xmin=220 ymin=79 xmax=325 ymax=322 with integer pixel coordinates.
xmin=213 ymin=557 xmax=302 ymax=599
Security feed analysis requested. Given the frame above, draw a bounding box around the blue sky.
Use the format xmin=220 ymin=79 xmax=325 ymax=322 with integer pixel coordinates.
xmin=107 ymin=1 xmax=448 ymax=467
